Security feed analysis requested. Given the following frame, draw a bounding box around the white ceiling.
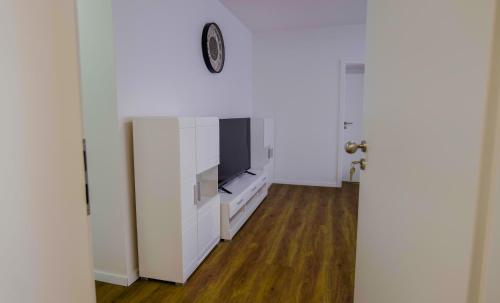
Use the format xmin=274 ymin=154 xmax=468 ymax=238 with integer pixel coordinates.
xmin=220 ymin=0 xmax=367 ymax=32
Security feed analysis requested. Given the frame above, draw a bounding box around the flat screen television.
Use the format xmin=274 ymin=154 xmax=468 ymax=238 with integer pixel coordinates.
xmin=218 ymin=118 xmax=251 ymax=187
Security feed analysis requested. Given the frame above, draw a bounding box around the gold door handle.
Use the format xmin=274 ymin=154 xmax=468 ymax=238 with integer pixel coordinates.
xmin=352 ymin=158 xmax=367 ymax=170
xmin=349 ymin=158 xmax=367 ymax=181
xmin=345 ymin=140 xmax=367 ymax=154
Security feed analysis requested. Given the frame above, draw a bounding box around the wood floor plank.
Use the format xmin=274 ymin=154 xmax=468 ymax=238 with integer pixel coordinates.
xmin=96 ymin=183 xmax=359 ymax=303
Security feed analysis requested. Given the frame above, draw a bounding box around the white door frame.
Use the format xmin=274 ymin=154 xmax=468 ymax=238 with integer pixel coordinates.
xmin=337 ymin=59 xmax=365 ymax=187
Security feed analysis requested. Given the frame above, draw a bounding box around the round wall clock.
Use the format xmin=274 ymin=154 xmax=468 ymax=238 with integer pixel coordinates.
xmin=202 ymin=23 xmax=225 ymax=73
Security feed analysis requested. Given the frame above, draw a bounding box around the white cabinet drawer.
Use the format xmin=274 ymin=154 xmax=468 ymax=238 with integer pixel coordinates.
xmin=228 ymin=178 xmax=266 ymax=218
xmin=247 ymin=183 xmax=260 ymax=198
xmin=229 ymin=195 xmax=246 ymax=218
xmin=246 ymin=186 xmax=265 ymax=216
xmin=229 ymin=207 xmax=246 ymax=236
xmin=258 ymin=175 xmax=267 ymax=189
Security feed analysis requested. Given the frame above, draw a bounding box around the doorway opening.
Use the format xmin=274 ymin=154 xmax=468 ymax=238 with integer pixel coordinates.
xmin=338 ymin=61 xmax=366 ymax=184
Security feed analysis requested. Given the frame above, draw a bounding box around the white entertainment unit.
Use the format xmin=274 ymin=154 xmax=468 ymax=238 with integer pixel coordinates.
xmin=132 ymin=116 xmax=274 ymax=283
xmin=219 ymin=118 xmax=274 ymax=240
xmin=251 ymin=118 xmax=274 ymax=189
xmin=133 ymin=117 xmax=220 ymax=284
xmin=220 ymin=171 xmax=268 ymax=240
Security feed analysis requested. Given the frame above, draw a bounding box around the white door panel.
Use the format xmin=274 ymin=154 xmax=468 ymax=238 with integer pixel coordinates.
xmin=1 ymin=2 xmax=95 ymax=302
xmin=196 ymin=126 xmax=210 ymax=173
xmin=180 ymin=128 xmax=196 ymax=181
xmin=196 ymin=124 xmax=219 ymax=173
xmin=181 ymin=177 xmax=197 ymax=224
xmin=182 ymin=219 xmax=198 ymax=276
xmin=197 ymin=204 xmax=212 ymax=255
xmin=342 ymin=69 xmax=365 ymax=182
xmin=197 ymin=197 xmax=219 ymax=256
xmin=209 ymin=125 xmax=220 ymax=167
xmin=354 ymin=1 xmax=496 ymax=303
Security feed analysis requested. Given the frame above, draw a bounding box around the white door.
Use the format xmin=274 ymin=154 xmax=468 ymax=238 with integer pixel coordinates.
xmin=196 ymin=118 xmax=220 ymax=174
xmin=354 ymin=1 xmax=496 ymax=303
xmin=182 ymin=218 xmax=198 ymax=277
xmin=197 ymin=197 xmax=220 ymax=257
xmin=342 ymin=64 xmax=365 ymax=182
xmin=1 ymin=1 xmax=95 ymax=302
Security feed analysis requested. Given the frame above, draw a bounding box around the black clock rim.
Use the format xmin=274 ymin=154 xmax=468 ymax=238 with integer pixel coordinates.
xmin=202 ymin=23 xmax=225 ymax=74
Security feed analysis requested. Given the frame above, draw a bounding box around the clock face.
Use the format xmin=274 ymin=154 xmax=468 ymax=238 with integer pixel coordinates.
xmin=202 ymin=23 xmax=225 ymax=73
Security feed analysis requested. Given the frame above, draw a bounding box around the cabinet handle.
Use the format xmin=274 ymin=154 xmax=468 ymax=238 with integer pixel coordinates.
xmin=194 ymin=182 xmax=201 ymax=204
xmin=237 ymin=199 xmax=244 ymax=206
xmin=193 ymin=184 xmax=198 ymax=204
xmin=197 ymin=181 xmax=201 ymax=202
xmin=252 ymin=186 xmax=257 ymax=192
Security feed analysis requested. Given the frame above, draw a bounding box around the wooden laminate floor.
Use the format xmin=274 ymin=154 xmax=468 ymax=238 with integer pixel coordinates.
xmin=96 ymin=183 xmax=359 ymax=303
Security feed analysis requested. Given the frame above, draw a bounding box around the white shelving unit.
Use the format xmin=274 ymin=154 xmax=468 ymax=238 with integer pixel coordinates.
xmin=220 ymin=171 xmax=268 ymax=240
xmin=133 ymin=117 xmax=220 ymax=284
xmin=251 ymin=118 xmax=274 ymax=189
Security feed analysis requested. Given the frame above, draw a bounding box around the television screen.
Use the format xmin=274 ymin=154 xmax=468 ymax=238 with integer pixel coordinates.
xmin=219 ymin=118 xmax=251 ymax=186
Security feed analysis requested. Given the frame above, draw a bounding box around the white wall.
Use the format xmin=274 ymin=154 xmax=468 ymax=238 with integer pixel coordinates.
xmin=253 ymin=25 xmax=366 ymax=187
xmin=113 ymin=0 xmax=253 ymax=119
xmin=77 ymin=0 xmax=138 ymax=286
xmin=0 ymin=1 xmax=95 ymax=302
xmin=78 ymin=0 xmax=252 ymax=285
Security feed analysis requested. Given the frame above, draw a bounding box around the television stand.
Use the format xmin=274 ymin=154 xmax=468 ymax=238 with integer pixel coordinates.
xmin=218 ymin=186 xmax=233 ymax=195
xmin=220 ymin=170 xmax=268 ymax=240
xmin=244 ymin=170 xmax=256 ymax=176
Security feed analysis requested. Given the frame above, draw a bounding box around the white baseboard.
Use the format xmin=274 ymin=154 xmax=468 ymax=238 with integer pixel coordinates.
xmin=95 ymin=268 xmax=139 ymax=286
xmin=274 ymin=179 xmax=340 ymax=188
xmin=95 ymin=270 xmax=128 ymax=286
xmin=128 ymin=268 xmax=139 ymax=285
